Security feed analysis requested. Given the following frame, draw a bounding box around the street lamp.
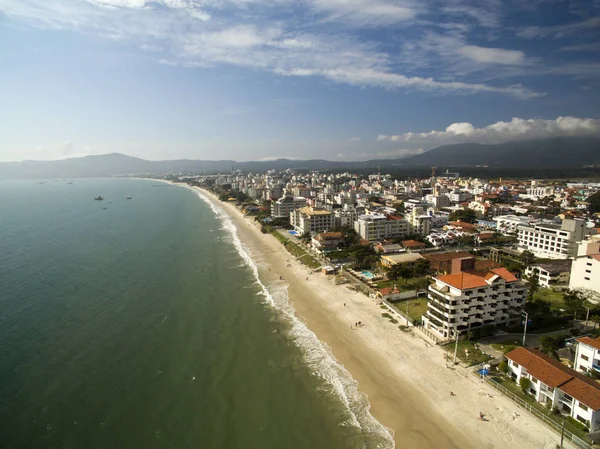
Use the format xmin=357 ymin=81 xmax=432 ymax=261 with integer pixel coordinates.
xmin=522 ymin=311 xmax=529 ymax=346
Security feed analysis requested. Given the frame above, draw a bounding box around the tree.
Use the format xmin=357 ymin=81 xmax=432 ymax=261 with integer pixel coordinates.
xmin=386 ymin=264 xmax=412 ymax=284
xmin=563 ymin=289 xmax=588 ymax=320
xmin=519 ymin=377 xmax=531 ymax=393
xmin=519 ymin=250 xmax=535 ymax=267
xmin=590 ymin=314 xmax=600 ymax=331
xmin=539 ymin=335 xmax=565 ymax=359
xmin=413 ymin=259 xmax=431 ymax=277
xmin=525 ymin=269 xmax=540 ymax=303
xmin=498 ymin=361 xmax=509 ymax=375
xmin=587 ymin=191 xmax=600 ymax=214
xmin=449 ymin=209 xmax=477 ymax=224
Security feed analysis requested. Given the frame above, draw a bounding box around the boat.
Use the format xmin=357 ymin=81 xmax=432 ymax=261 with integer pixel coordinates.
xmin=126 ymin=197 xmax=132 ymax=199
xmin=102 ymin=207 xmax=108 ymax=210
xmin=94 ymin=196 xmax=104 ymax=201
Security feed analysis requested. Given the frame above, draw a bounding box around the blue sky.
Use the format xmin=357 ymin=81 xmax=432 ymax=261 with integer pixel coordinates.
xmin=0 ymin=0 xmax=599 ymax=162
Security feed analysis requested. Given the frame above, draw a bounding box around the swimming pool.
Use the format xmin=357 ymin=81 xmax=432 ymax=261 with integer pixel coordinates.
xmin=288 ymin=230 xmax=299 ymax=236
xmin=361 ymin=270 xmax=375 ymax=278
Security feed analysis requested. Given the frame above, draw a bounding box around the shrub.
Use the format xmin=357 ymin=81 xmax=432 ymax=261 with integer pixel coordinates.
xmin=381 ymin=313 xmax=392 ymax=319
xmin=570 ymin=328 xmax=581 ymax=337
xmin=519 ymin=377 xmax=531 ymax=393
xmin=566 ymin=416 xmax=589 ymax=432
xmin=498 ymin=361 xmax=509 ymax=375
xmin=399 ymin=325 xmax=409 ymax=332
xmin=390 ymin=318 xmax=398 ymax=324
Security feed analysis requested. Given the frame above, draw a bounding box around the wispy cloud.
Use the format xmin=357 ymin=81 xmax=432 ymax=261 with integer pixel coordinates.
xmin=378 ymin=117 xmax=600 ymax=145
xmin=517 ymin=16 xmax=600 ymax=39
xmin=0 ymin=0 xmax=545 ymax=99
xmin=559 ymin=42 xmax=600 ymax=52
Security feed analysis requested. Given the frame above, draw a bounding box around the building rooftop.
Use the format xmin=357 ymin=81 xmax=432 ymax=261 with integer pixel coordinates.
xmin=530 ymin=260 xmax=572 ymax=275
xmin=436 ymin=267 xmax=518 ymax=290
xmin=298 ymin=206 xmax=332 ymax=216
xmin=577 ymin=336 xmax=600 ymax=351
xmin=506 ymin=347 xmax=600 ymax=410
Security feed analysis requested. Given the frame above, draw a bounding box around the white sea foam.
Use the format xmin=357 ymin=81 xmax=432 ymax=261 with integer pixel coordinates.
xmin=190 ymin=187 xmax=395 ymax=449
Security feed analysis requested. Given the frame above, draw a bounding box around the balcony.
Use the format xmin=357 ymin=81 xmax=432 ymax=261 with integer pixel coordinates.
xmin=592 ymin=362 xmax=600 ymax=371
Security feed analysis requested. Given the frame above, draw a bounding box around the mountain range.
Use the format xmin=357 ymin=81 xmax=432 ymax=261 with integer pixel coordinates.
xmin=0 ymin=136 xmax=598 ymax=179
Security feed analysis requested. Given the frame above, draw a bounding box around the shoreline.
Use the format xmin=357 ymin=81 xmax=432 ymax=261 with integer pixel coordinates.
xmin=164 ymin=180 xmax=571 ymax=449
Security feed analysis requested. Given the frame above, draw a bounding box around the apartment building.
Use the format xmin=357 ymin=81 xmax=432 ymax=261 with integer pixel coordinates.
xmin=423 ymin=267 xmax=528 ymax=339
xmin=569 ymin=236 xmax=600 ymax=294
xmin=494 ymin=215 xmax=537 ymax=235
xmin=506 ymin=347 xmax=600 ymax=432
xmin=517 ymin=218 xmax=587 ymax=259
xmin=290 ymin=206 xmax=334 ymax=234
xmin=354 ymin=214 xmax=409 ymax=241
xmin=408 ymin=207 xmax=432 ymax=236
xmin=524 ymin=261 xmax=572 ymax=288
xmin=270 ymin=194 xmax=306 ymax=218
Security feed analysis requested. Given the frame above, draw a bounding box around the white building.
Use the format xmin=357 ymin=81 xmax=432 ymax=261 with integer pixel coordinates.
xmin=333 ymin=205 xmax=359 ymax=228
xmin=506 ymin=346 xmax=600 ymax=432
xmin=574 ymin=336 xmax=600 ymax=374
xmin=494 ymin=215 xmax=538 ymax=235
xmin=290 ymin=206 xmax=334 ymax=234
xmin=523 ymin=182 xmax=554 ymax=200
xmin=270 ymin=194 xmax=306 ymax=218
xmin=354 ymin=214 xmax=409 ymax=241
xmin=423 ymin=267 xmax=528 ymax=340
xmin=408 ymin=207 xmax=432 ymax=236
xmin=517 ymin=218 xmax=587 ymax=259
xmin=569 ymin=236 xmax=600 ymax=294
xmin=524 ymin=261 xmax=572 ymax=288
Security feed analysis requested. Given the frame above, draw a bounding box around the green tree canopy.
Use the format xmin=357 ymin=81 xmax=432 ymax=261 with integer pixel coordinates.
xmin=564 ymin=289 xmax=589 ymax=319
xmin=587 ymin=191 xmax=600 ymax=214
xmin=448 ymin=209 xmax=477 ymax=224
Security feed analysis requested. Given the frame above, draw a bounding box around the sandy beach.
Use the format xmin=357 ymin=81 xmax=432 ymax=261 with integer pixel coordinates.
xmin=192 ymin=185 xmax=571 ymax=449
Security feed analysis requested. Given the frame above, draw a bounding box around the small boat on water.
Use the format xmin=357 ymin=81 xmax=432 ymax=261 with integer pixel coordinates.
xmin=94 ymin=196 xmax=104 ymax=201
xmin=126 ymin=197 xmax=132 ymax=199
xmin=102 ymin=207 xmax=108 ymax=210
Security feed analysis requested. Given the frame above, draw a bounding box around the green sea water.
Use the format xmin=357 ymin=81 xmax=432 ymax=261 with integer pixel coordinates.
xmin=0 ymin=179 xmax=393 ymax=449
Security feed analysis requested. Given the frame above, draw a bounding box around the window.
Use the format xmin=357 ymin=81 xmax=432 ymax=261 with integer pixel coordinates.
xmin=580 ymin=365 xmax=586 ymax=370
xmin=580 ymin=404 xmax=589 ymax=412
xmin=512 ymin=361 xmax=519 ymax=368
xmin=585 ymin=277 xmax=591 ymax=281
xmin=531 ymin=378 xmax=538 ymax=383
xmin=582 ymin=355 xmax=589 ymax=361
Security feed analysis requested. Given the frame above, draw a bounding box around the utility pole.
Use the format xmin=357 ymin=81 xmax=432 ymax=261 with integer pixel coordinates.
xmin=560 ymin=415 xmax=565 ymax=449
xmin=453 ymin=330 xmax=459 ymax=365
xmin=522 ymin=311 xmax=529 ymax=346
xmin=585 ymin=306 xmax=590 ymax=332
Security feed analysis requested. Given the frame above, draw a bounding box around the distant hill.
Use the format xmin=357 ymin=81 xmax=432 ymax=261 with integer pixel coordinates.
xmin=400 ymin=136 xmax=600 ymax=168
xmin=0 ymin=136 xmax=598 ymax=179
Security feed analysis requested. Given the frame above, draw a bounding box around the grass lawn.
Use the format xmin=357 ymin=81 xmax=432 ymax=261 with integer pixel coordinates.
xmin=375 ymin=277 xmax=423 ymax=292
xmin=390 ymin=297 xmax=428 ymax=323
xmin=490 ymin=339 xmax=522 ymax=352
xmin=271 ymin=231 xmax=321 ymax=269
xmin=442 ymin=340 xmax=493 ymax=366
xmin=534 ymin=288 xmax=565 ymax=311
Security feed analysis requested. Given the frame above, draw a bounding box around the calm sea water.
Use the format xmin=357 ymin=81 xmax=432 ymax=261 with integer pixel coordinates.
xmin=0 ymin=179 xmax=393 ymax=449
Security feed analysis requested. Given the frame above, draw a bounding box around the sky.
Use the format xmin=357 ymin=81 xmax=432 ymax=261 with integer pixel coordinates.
xmin=0 ymin=0 xmax=599 ymax=162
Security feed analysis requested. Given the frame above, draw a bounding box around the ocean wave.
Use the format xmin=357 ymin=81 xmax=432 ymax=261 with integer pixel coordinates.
xmin=192 ymin=188 xmax=395 ymax=449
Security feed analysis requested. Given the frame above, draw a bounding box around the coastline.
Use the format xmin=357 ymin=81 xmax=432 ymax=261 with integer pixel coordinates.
xmin=166 ymin=180 xmax=570 ymax=449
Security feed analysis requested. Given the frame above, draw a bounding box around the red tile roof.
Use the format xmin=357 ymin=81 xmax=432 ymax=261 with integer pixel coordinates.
xmin=402 ymin=239 xmax=427 ymax=248
xmin=506 ymin=347 xmax=600 ymax=410
xmin=436 ymin=272 xmax=489 ymax=289
xmin=577 ymin=336 xmax=600 ymax=351
xmin=436 ymin=266 xmax=517 ymax=290
xmin=506 ymin=347 xmax=574 ymax=388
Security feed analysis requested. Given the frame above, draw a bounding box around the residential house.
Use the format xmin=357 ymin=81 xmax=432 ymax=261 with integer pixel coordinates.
xmin=312 ymin=232 xmax=343 ymax=252
xmin=402 ymin=239 xmax=427 ymax=252
xmin=506 ymin=347 xmax=600 ymax=431
xmin=574 ymin=337 xmax=600 ymax=374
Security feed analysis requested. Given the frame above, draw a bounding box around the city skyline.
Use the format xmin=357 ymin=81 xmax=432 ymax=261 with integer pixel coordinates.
xmin=0 ymin=0 xmax=599 ymax=162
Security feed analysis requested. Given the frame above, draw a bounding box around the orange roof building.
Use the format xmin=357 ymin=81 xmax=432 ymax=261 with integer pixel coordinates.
xmin=422 ymin=267 xmax=528 ymax=340
xmin=505 ymin=347 xmax=600 ymax=430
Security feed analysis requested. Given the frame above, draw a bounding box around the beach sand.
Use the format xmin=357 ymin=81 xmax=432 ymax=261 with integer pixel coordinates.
xmin=194 ymin=185 xmax=570 ymax=449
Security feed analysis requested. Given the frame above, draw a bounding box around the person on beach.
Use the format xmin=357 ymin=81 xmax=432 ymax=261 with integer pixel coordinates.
xmin=450 ymin=391 xmax=455 ymax=396
xmin=479 ymin=412 xmax=484 ymax=421
xmin=344 ymin=303 xmax=346 ymax=307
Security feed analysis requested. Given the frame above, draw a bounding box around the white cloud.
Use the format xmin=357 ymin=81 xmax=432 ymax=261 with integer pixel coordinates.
xmin=518 ymin=17 xmax=600 ymax=39
xmin=378 ymin=117 xmax=600 ymax=144
xmin=355 ymin=147 xmax=424 ymax=159
xmin=0 ymin=0 xmax=544 ymax=99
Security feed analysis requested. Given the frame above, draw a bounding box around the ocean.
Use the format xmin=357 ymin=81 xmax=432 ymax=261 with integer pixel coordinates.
xmin=0 ymin=179 xmax=393 ymax=449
